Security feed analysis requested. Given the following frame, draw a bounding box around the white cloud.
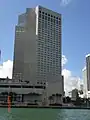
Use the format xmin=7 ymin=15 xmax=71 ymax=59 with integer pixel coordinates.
xmin=0 ymin=60 xmax=13 ymax=79
xmin=62 ymin=69 xmax=82 ymax=95
xmin=62 ymin=55 xmax=82 ymax=95
xmin=60 ymin=0 xmax=72 ymax=6
xmin=0 ymin=55 xmax=82 ymax=96
xmin=62 ymin=55 xmax=68 ymax=67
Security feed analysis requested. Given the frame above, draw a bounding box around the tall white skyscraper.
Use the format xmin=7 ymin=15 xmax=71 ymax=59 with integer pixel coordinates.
xmin=12 ymin=6 xmax=64 ymax=96
xmin=82 ymin=67 xmax=87 ymax=96
xmin=86 ymin=54 xmax=90 ymax=91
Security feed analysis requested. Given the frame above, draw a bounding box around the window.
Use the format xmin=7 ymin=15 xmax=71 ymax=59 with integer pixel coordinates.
xmin=59 ymin=21 xmax=61 ymax=25
xmin=54 ymin=19 xmax=55 ymax=23
xmin=42 ymin=15 xmax=44 ymax=19
xmin=39 ymin=11 xmax=41 ymax=13
xmin=42 ymin=22 xmax=44 ymax=28
xmin=39 ymin=14 xmax=41 ymax=18
xmin=56 ymin=20 xmax=58 ymax=24
xmin=48 ymin=17 xmax=50 ymax=21
xmin=45 ymin=16 xmax=47 ymax=20
xmin=45 ymin=22 xmax=47 ymax=29
xmin=51 ymin=18 xmax=53 ymax=22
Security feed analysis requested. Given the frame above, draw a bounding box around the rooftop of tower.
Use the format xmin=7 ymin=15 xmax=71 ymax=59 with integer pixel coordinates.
xmin=86 ymin=54 xmax=90 ymax=58
xmin=35 ymin=5 xmax=61 ymax=16
xmin=82 ymin=66 xmax=86 ymax=72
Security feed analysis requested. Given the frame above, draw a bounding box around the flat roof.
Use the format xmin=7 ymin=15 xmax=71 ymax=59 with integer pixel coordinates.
xmin=86 ymin=54 xmax=90 ymax=58
xmin=82 ymin=66 xmax=86 ymax=71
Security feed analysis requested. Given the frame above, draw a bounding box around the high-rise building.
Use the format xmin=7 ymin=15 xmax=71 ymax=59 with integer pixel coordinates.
xmin=82 ymin=67 xmax=87 ymax=96
xmin=12 ymin=5 xmax=64 ymax=96
xmin=86 ymin=54 xmax=90 ymax=91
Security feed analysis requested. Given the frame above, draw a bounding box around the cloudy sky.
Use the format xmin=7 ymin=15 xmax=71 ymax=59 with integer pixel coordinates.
xmin=0 ymin=0 xmax=90 ymax=94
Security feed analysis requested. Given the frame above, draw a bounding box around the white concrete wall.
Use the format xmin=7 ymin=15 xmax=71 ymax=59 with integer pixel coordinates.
xmin=0 ymin=87 xmax=44 ymax=94
xmin=23 ymin=94 xmax=42 ymax=103
xmin=47 ymin=75 xmax=64 ymax=96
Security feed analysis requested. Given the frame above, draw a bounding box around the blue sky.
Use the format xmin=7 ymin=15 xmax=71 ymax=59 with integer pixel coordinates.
xmin=0 ymin=0 xmax=90 ymax=78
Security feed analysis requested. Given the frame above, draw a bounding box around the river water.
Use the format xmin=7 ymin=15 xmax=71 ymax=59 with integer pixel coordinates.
xmin=0 ymin=108 xmax=90 ymax=120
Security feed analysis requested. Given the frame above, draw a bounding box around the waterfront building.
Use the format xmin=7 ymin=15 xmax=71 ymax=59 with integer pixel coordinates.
xmin=71 ymin=89 xmax=78 ymax=101
xmin=0 ymin=78 xmax=45 ymax=105
xmin=86 ymin=54 xmax=90 ymax=91
xmin=12 ymin=5 xmax=64 ymax=98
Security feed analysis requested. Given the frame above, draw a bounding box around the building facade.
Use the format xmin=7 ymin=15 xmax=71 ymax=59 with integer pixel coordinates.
xmin=12 ymin=5 xmax=64 ymax=97
xmin=71 ymin=89 xmax=78 ymax=101
xmin=82 ymin=67 xmax=87 ymax=97
xmin=86 ymin=54 xmax=90 ymax=91
xmin=0 ymin=78 xmax=45 ymax=105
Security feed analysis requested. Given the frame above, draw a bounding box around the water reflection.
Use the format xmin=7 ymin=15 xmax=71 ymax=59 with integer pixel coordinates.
xmin=0 ymin=109 xmax=90 ymax=120
xmin=56 ymin=109 xmax=90 ymax=120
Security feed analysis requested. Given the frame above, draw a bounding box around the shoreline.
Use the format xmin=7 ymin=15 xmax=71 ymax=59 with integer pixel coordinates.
xmin=0 ymin=105 xmax=90 ymax=109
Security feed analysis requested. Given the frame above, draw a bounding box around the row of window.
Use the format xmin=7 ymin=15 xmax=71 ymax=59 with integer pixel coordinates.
xmin=38 ymin=29 xmax=61 ymax=32
xmin=39 ymin=11 xmax=61 ymax=20
xmin=38 ymin=39 xmax=60 ymax=43
xmin=37 ymin=66 xmax=60 ymax=70
xmin=37 ymin=67 xmax=60 ymax=70
xmin=38 ymin=54 xmax=60 ymax=57
xmin=37 ymin=42 xmax=60 ymax=46
xmin=38 ymin=71 xmax=60 ymax=73
xmin=37 ymin=71 xmax=60 ymax=75
xmin=37 ymin=64 xmax=60 ymax=67
xmin=37 ymin=44 xmax=60 ymax=48
xmin=37 ymin=56 xmax=60 ymax=59
xmin=37 ymin=42 xmax=61 ymax=45
xmin=39 ymin=16 xmax=61 ymax=26
xmin=38 ymin=24 xmax=61 ymax=29
xmin=0 ymin=85 xmax=45 ymax=89
xmin=38 ymin=37 xmax=60 ymax=40
xmin=38 ymin=33 xmax=61 ymax=35
xmin=37 ymin=41 xmax=60 ymax=45
xmin=37 ymin=58 xmax=60 ymax=63
xmin=38 ymin=20 xmax=61 ymax=26
xmin=37 ymin=50 xmax=60 ymax=53
xmin=38 ymin=31 xmax=61 ymax=35
xmin=37 ymin=54 xmax=60 ymax=58
xmin=38 ymin=33 xmax=61 ymax=36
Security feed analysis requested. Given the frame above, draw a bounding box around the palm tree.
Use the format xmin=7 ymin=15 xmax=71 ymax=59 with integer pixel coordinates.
xmin=49 ymin=96 xmax=53 ymax=105
xmin=55 ymin=93 xmax=59 ymax=103
xmin=52 ymin=94 xmax=55 ymax=103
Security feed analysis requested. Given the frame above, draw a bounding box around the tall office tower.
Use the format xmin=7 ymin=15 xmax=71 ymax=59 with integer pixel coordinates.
xmin=86 ymin=54 xmax=90 ymax=91
xmin=82 ymin=67 xmax=87 ymax=96
xmin=13 ymin=6 xmax=64 ymax=96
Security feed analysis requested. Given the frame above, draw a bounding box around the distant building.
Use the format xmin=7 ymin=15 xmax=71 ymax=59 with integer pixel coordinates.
xmin=80 ymin=84 xmax=84 ymax=92
xmin=87 ymin=91 xmax=90 ymax=98
xmin=71 ymin=89 xmax=78 ymax=101
xmin=12 ymin=5 xmax=64 ymax=97
xmin=86 ymin=54 xmax=90 ymax=91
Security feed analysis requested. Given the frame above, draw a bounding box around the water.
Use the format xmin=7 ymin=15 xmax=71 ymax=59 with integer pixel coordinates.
xmin=0 ymin=108 xmax=90 ymax=120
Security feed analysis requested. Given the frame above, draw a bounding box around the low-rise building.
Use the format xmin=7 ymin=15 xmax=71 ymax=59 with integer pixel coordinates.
xmin=71 ymin=89 xmax=78 ymax=101
xmin=0 ymin=78 xmax=46 ymax=105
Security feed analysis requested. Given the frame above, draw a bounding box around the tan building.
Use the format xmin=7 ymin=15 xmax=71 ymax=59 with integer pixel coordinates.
xmin=82 ymin=67 xmax=87 ymax=97
xmin=71 ymin=89 xmax=78 ymax=101
xmin=86 ymin=54 xmax=90 ymax=91
xmin=12 ymin=5 xmax=64 ymax=97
